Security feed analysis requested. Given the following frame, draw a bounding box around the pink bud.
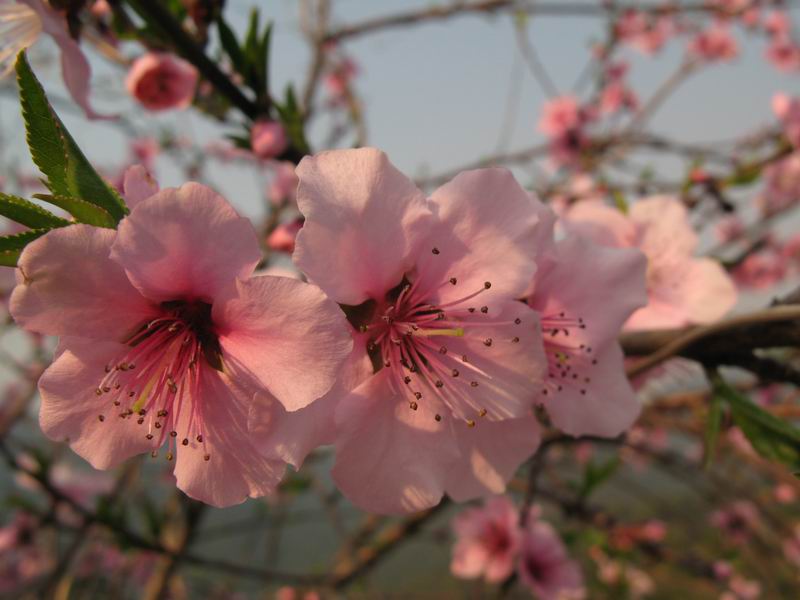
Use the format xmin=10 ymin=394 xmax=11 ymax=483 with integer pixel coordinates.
xmin=251 ymin=121 xmax=289 ymax=159
xmin=126 ymin=53 xmax=198 ymax=111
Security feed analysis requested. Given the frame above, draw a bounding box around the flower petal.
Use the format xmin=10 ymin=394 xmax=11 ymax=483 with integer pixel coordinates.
xmin=293 ymin=148 xmax=433 ymax=305
xmin=420 ymin=169 xmax=545 ymax=305
xmin=332 ymin=370 xmax=459 ymax=514
xmin=445 ymin=415 xmax=541 ymax=502
xmin=563 ymin=201 xmax=637 ymax=248
xmin=438 ymin=300 xmax=547 ymax=421
xmin=215 ymin=275 xmax=353 ymax=411
xmin=542 ymin=343 xmax=640 ymax=437
xmin=38 ymin=337 xmax=157 ymax=470
xmin=11 ymin=225 xmax=156 ymax=339
xmin=110 ymin=183 xmax=260 ymax=303
xmin=530 ymin=235 xmax=647 ymax=348
xmin=172 ymin=368 xmax=285 ymax=507
xmin=248 ymin=339 xmax=372 ymax=469
xmin=122 ymin=165 xmax=160 ymax=208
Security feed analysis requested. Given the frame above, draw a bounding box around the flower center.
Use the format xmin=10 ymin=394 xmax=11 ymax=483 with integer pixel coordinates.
xmin=347 ymin=246 xmax=527 ymax=427
xmin=94 ymin=300 xmax=221 ymax=462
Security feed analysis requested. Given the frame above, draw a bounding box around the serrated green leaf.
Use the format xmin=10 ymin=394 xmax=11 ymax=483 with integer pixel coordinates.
xmin=0 ymin=193 xmax=70 ymax=229
xmin=0 ymin=229 xmax=50 ymax=267
xmin=712 ymin=372 xmax=800 ymax=472
xmin=15 ymin=52 xmax=128 ymax=224
xmin=33 ymin=194 xmax=116 ymax=228
xmin=16 ymin=53 xmax=70 ymax=197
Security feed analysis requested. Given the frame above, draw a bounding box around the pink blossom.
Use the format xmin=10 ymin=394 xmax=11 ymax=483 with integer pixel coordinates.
xmin=727 ymin=575 xmax=762 ymax=600
xmin=450 ymin=496 xmax=521 ymax=582
xmin=324 ymin=56 xmax=358 ymax=105
xmin=758 ymin=151 xmax=800 ymax=215
xmin=0 ymin=0 xmax=111 ymax=119
xmin=763 ymin=11 xmax=791 ymax=38
xmin=688 ymin=25 xmax=738 ymax=62
xmin=732 ymin=250 xmax=787 ymax=290
xmin=599 ymin=82 xmax=638 ymax=114
xmin=517 ymin=517 xmax=584 ymax=600
xmin=772 ymin=93 xmax=800 ymax=148
xmin=294 ymin=148 xmax=547 ymax=513
xmin=526 ymin=232 xmax=647 ymax=437
xmin=130 ymin=137 xmax=160 ymax=169
xmin=710 ymin=500 xmax=761 ymax=545
xmin=267 ymin=218 xmax=303 ymax=254
xmin=126 ymin=52 xmax=198 ymax=112
xmin=774 ymin=483 xmax=797 ymax=504
xmin=538 ymin=96 xmax=585 ymax=137
xmin=615 ymin=11 xmax=673 ymax=54
xmin=0 ymin=512 xmax=51 ymax=593
xmin=10 ymin=182 xmax=352 ymax=507
xmin=765 ymin=37 xmax=800 ymax=72
xmin=564 ymin=196 xmax=737 ymax=329
xmin=715 ymin=215 xmax=745 ymax=243
xmin=251 ymin=121 xmax=289 ymax=160
xmin=268 ymin=161 xmax=299 ymax=205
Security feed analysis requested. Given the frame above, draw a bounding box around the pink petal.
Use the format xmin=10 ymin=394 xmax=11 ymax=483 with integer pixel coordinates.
xmin=293 ymin=148 xmax=434 ymax=305
xmin=543 ymin=343 xmax=640 ymax=437
xmin=248 ymin=340 xmax=373 ymax=469
xmin=530 ymin=235 xmax=647 ymax=350
xmin=445 ymin=415 xmax=541 ymax=502
xmin=110 ymin=183 xmax=260 ymax=303
xmin=630 ymin=196 xmax=698 ymax=257
xmin=438 ymin=300 xmax=547 ymax=421
xmin=38 ymin=337 xmax=157 ymax=470
xmin=563 ymin=201 xmax=637 ymax=248
xmin=172 ymin=369 xmax=285 ymax=507
xmin=420 ymin=169 xmax=546 ymax=306
xmin=122 ymin=165 xmax=160 ymax=208
xmin=332 ymin=370 xmax=460 ymax=514
xmin=451 ymin=542 xmax=491 ymax=579
xmin=215 ymin=275 xmax=353 ymax=411
xmin=11 ymin=225 xmax=156 ymax=339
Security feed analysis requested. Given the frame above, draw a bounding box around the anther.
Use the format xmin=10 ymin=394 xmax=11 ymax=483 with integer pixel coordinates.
xmin=432 ymin=247 xmax=440 ymax=255
xmin=466 ymin=419 xmax=476 ymax=428
xmin=449 ymin=277 xmax=457 ymax=285
xmin=483 ymin=338 xmax=493 ymax=347
xmin=435 ymin=380 xmax=444 ymax=388
xmin=166 ymin=452 xmax=174 ymax=461
xmin=95 ymin=388 xmax=103 ymax=396
xmin=439 ymin=346 xmax=447 ymax=355
xmin=154 ymin=422 xmax=161 ymax=429
xmin=146 ymin=434 xmax=153 ymax=440
xmin=97 ymin=414 xmax=105 ymax=422
xmin=470 ymin=381 xmax=479 ymax=387
xmin=113 ymin=400 xmax=121 ymax=407
xmin=137 ymin=418 xmax=144 ymax=425
xmin=409 ymin=401 xmax=418 ymax=411
xmin=480 ymin=306 xmax=488 ymax=314
xmin=151 ymin=451 xmax=158 ymax=458
xmin=484 ymin=281 xmax=491 ymax=289
xmin=479 ymin=408 xmax=487 ymax=417
xmin=196 ymin=435 xmax=203 ymax=443
xmin=204 ymin=454 xmax=211 ymax=462
xmin=102 ymin=386 xmax=110 ymax=393
xmin=512 ymin=337 xmax=520 ymax=343
xmin=182 ymin=438 xmax=189 ymax=446
xmin=434 ymin=414 xmax=442 ymax=422
xmin=403 ymin=376 xmax=412 ymax=384
xmin=414 ymin=392 xmax=422 ymax=400
xmin=514 ymin=318 xmax=522 ymax=325
xmin=468 ymin=307 xmax=475 ymax=313
xmin=170 ymin=431 xmax=177 ymax=438
xmin=462 ymin=355 xmax=469 ymax=362
xmin=451 ymin=369 xmax=459 ymax=377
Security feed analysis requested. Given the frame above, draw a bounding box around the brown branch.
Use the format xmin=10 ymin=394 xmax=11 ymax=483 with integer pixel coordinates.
xmin=324 ymin=2 xmax=718 ymax=43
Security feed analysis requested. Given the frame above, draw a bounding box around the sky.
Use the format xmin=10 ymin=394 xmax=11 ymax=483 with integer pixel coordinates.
xmin=0 ymin=0 xmax=798 ymax=221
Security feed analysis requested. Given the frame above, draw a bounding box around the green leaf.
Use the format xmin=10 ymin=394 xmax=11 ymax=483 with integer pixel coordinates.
xmin=15 ymin=52 xmax=128 ymax=224
xmin=257 ymin=23 xmax=273 ymax=100
xmin=16 ymin=53 xmax=70 ymax=197
xmin=0 ymin=193 xmax=70 ymax=229
xmin=712 ymin=372 xmax=800 ymax=472
xmin=217 ymin=17 xmax=247 ymax=77
xmin=577 ymin=456 xmax=620 ymax=501
xmin=33 ymin=194 xmax=116 ymax=228
xmin=276 ymin=85 xmax=311 ymax=155
xmin=0 ymin=229 xmax=50 ymax=267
